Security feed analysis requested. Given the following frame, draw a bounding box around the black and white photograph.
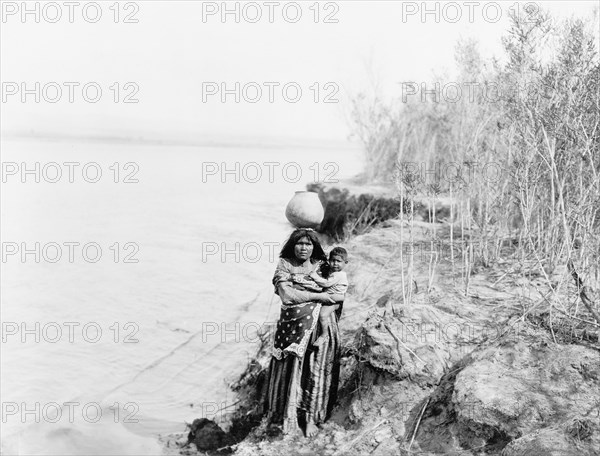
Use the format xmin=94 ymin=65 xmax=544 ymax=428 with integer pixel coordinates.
xmin=1 ymin=1 xmax=599 ymax=455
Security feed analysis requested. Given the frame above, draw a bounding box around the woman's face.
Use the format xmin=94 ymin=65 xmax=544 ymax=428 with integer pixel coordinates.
xmin=294 ymin=236 xmax=314 ymax=262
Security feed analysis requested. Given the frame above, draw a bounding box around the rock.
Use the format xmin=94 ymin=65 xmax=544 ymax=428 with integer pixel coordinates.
xmin=452 ymin=334 xmax=600 ymax=440
xmin=413 ymin=328 xmax=600 ymax=455
xmin=187 ymin=418 xmax=228 ymax=452
xmin=358 ymin=313 xmax=448 ymax=384
xmin=373 ymin=426 xmax=393 ymax=443
xmin=359 ymin=316 xmax=404 ymax=378
xmin=501 ymin=422 xmax=600 ymax=456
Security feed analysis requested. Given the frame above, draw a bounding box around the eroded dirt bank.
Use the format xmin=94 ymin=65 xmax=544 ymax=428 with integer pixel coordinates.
xmin=162 ymin=187 xmax=600 ymax=456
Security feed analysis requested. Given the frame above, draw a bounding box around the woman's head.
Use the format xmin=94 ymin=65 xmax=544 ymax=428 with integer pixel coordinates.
xmin=279 ymin=229 xmax=326 ymax=263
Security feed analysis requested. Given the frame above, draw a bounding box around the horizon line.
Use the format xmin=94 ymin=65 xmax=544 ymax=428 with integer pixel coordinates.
xmin=0 ymin=131 xmax=361 ymax=151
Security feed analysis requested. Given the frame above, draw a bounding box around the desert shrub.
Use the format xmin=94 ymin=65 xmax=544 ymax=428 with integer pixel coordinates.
xmin=308 ymin=183 xmax=405 ymax=241
xmin=348 ymin=8 xmax=599 ymax=316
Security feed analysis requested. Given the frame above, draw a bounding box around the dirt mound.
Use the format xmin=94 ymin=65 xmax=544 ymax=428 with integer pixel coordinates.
xmin=413 ymin=325 xmax=600 ymax=455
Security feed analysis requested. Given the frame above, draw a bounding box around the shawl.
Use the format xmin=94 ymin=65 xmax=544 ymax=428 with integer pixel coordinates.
xmin=271 ymin=258 xmax=323 ymax=359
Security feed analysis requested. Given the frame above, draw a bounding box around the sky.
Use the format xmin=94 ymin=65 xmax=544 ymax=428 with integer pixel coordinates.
xmin=1 ymin=1 xmax=598 ymax=144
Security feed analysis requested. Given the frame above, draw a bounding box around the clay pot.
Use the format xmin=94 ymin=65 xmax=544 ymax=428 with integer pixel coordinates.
xmin=285 ymin=191 xmax=324 ymax=228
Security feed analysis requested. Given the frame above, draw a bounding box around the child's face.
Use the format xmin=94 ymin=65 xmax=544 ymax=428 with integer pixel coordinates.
xmin=329 ymin=255 xmax=347 ymax=272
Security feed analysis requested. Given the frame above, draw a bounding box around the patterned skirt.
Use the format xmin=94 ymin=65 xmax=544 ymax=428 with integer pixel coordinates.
xmin=264 ymin=309 xmax=342 ymax=434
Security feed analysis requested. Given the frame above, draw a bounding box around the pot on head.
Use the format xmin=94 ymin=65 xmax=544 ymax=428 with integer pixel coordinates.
xmin=285 ymin=191 xmax=324 ymax=229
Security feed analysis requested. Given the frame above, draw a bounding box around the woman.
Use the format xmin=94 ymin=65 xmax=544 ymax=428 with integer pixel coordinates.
xmin=264 ymin=228 xmax=344 ymax=437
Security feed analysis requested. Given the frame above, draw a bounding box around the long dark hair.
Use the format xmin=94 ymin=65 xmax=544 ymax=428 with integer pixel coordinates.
xmin=279 ymin=229 xmax=327 ymax=263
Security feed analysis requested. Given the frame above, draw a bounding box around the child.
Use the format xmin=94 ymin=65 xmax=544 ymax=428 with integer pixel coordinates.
xmin=309 ymin=247 xmax=349 ymax=346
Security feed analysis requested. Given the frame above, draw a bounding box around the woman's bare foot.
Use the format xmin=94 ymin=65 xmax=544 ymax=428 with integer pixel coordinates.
xmin=305 ymin=421 xmax=319 ymax=437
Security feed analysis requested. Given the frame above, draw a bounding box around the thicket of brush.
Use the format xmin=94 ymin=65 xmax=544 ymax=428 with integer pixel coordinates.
xmin=307 ymin=182 xmax=407 ymax=241
xmin=348 ymin=10 xmax=600 ymax=329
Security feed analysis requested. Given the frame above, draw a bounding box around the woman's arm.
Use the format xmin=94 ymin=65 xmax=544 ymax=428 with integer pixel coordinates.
xmin=276 ymin=283 xmax=333 ymax=305
xmin=327 ymin=293 xmax=345 ymax=303
xmin=319 ymin=293 xmax=344 ymax=309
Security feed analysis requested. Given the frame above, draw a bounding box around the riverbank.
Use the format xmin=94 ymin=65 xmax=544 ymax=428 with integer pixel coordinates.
xmin=161 ymin=183 xmax=600 ymax=455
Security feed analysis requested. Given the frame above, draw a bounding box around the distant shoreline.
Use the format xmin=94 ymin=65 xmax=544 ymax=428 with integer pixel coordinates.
xmin=0 ymin=132 xmax=361 ymax=151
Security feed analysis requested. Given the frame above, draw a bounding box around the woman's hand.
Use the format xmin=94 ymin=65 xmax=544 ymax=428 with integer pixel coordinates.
xmin=328 ymin=293 xmax=345 ymax=303
xmin=313 ymin=292 xmax=336 ymax=304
